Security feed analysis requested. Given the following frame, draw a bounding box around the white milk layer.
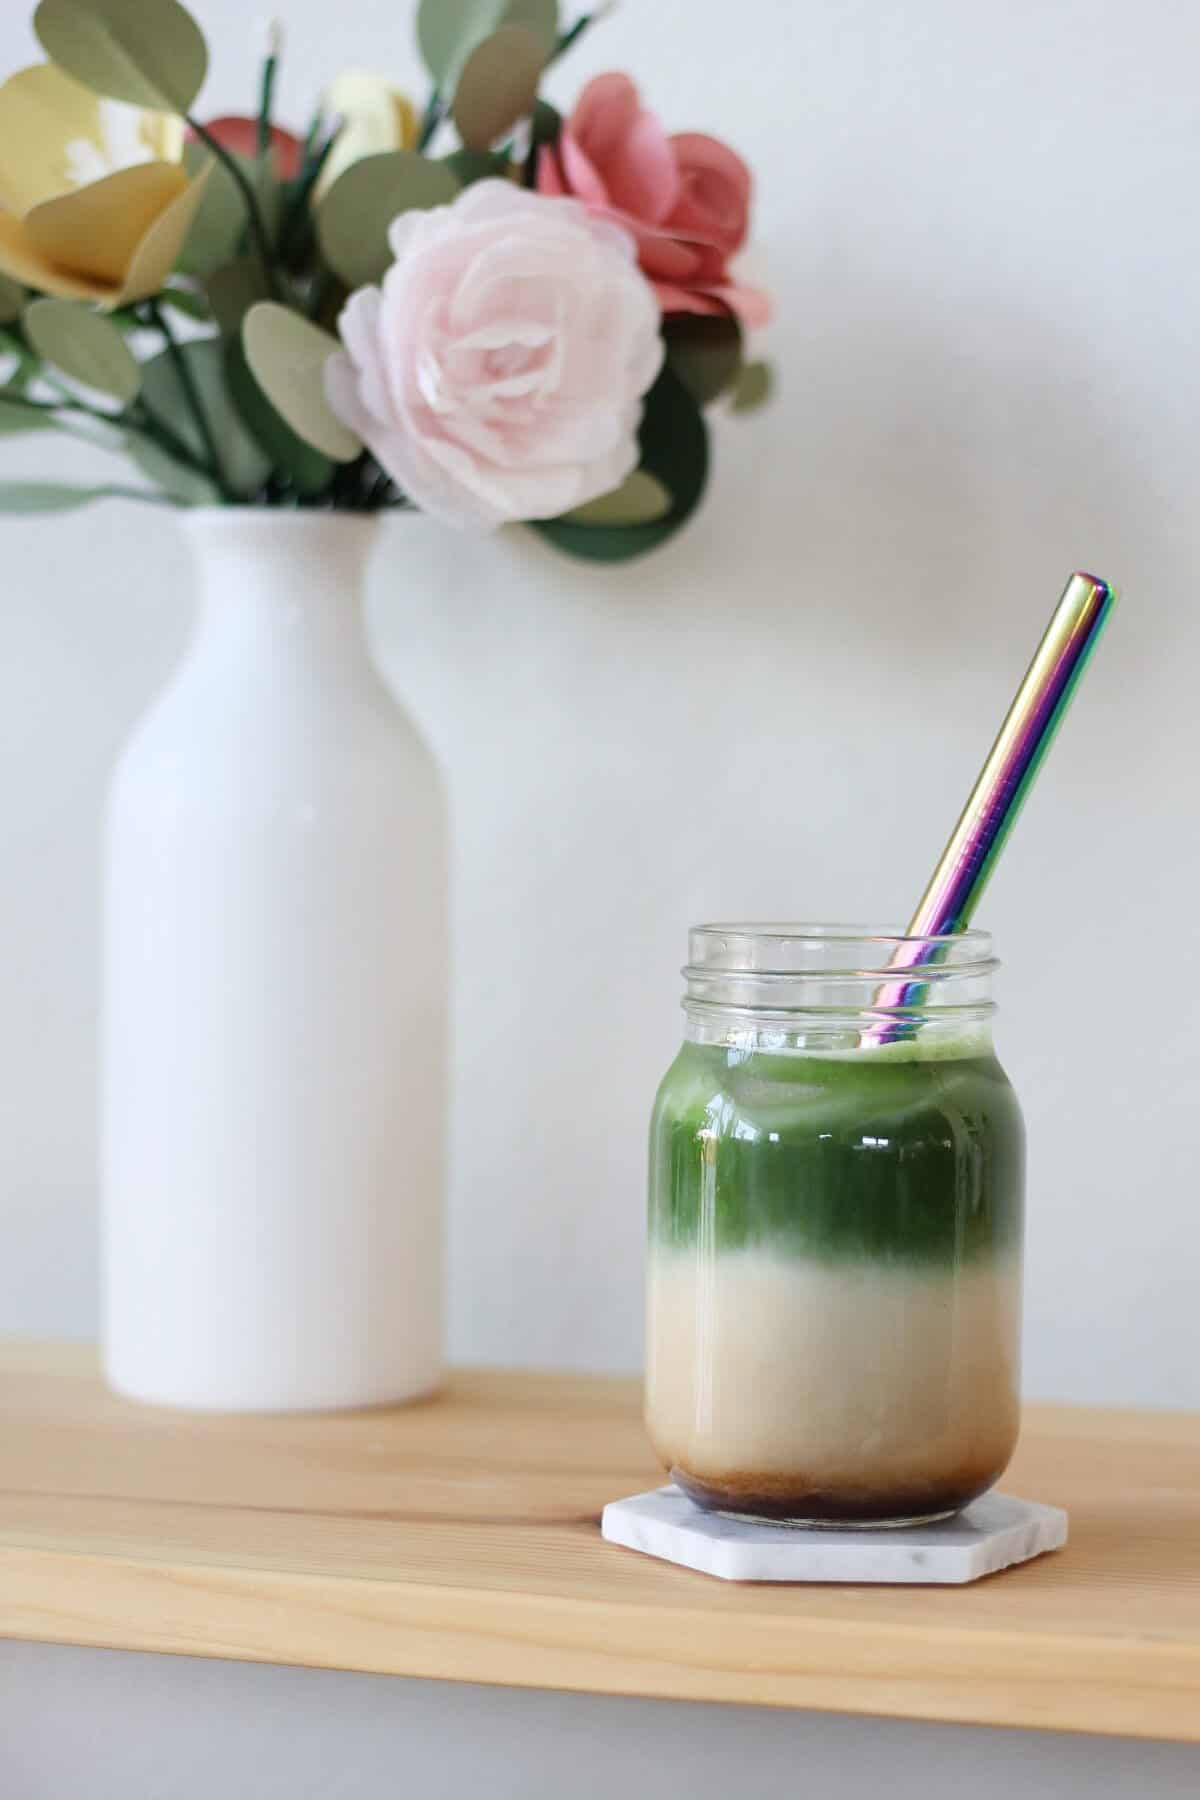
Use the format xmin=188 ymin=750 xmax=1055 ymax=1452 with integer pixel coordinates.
xmin=646 ymin=1248 xmax=1021 ymax=1499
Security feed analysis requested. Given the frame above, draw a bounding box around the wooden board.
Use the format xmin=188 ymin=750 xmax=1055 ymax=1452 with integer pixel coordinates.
xmin=1 ymin=1341 xmax=1198 ymax=1741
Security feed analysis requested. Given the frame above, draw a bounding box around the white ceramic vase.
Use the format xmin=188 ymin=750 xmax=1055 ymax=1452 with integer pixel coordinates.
xmin=101 ymin=511 xmax=447 ymax=1411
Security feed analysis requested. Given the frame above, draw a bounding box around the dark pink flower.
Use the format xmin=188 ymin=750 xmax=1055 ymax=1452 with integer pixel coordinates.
xmin=537 ymin=73 xmax=768 ymax=327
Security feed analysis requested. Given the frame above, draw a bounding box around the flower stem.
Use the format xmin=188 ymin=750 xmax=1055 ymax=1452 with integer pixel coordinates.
xmin=186 ymin=115 xmax=283 ymax=298
xmin=144 ymin=301 xmax=234 ymax=500
xmin=132 ymin=400 xmax=219 ymax=479
xmin=416 ymin=88 xmax=445 ymax=153
xmin=258 ymin=51 xmax=279 ymax=161
xmin=550 ymin=8 xmax=609 ymax=65
xmin=277 ymin=124 xmax=340 ymax=265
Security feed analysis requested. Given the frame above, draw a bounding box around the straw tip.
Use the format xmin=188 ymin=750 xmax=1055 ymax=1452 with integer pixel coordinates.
xmin=1071 ymin=570 xmax=1114 ymax=598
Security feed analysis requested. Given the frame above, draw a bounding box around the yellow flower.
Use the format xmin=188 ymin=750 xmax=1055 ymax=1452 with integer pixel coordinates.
xmin=315 ymin=72 xmax=418 ymax=200
xmin=0 ymin=64 xmax=210 ymax=308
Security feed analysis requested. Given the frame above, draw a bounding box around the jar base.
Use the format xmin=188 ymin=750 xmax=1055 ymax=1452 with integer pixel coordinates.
xmin=672 ymin=1466 xmax=994 ymax=1528
xmin=716 ymin=1506 xmax=959 ymax=1531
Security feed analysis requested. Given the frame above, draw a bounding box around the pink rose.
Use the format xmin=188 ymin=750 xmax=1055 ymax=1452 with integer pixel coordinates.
xmin=324 ymin=181 xmax=664 ymax=530
xmin=537 ymin=73 xmax=769 ymax=328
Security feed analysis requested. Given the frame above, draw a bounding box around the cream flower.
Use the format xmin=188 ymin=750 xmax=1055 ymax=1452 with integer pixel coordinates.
xmin=315 ymin=72 xmax=418 ymax=201
xmin=0 ymin=64 xmax=209 ymax=307
xmin=324 ymin=181 xmax=664 ymax=529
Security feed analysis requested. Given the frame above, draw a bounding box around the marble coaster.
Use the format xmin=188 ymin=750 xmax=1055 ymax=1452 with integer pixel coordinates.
xmin=601 ymin=1487 xmax=1068 ymax=1584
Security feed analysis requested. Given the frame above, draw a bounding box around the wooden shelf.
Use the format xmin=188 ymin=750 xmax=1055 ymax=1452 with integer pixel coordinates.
xmin=1 ymin=1341 xmax=1198 ymax=1741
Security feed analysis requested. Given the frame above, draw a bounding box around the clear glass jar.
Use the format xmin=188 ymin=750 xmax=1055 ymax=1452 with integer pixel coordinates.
xmin=646 ymin=925 xmax=1024 ymax=1527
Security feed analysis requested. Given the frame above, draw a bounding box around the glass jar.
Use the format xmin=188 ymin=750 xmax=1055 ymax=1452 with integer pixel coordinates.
xmin=646 ymin=925 xmax=1024 ymax=1527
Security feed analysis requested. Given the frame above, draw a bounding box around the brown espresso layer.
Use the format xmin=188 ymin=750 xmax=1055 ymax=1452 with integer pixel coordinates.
xmin=671 ymin=1458 xmax=1007 ymax=1525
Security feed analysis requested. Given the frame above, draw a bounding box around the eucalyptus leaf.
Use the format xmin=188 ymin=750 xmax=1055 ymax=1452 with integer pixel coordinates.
xmin=0 ymin=481 xmax=168 ymax=512
xmin=442 ymin=148 xmax=511 ymax=185
xmin=225 ymin=338 xmax=335 ymax=496
xmin=0 ymin=397 xmax=58 ymax=436
xmin=157 ymin=284 xmax=212 ymax=323
xmin=127 ymin=431 xmax=220 ymax=504
xmin=241 ymin=302 xmax=360 ymax=464
xmin=139 ymin=337 xmax=270 ymax=498
xmin=317 ymin=152 xmax=459 ymax=289
xmin=452 ymin=26 xmax=545 ymax=152
xmin=0 ymin=275 xmax=25 ymax=324
xmin=34 ymin=0 xmax=209 ymax=114
xmin=416 ymin=0 xmax=557 ymax=84
xmin=0 ymin=398 xmax=125 ymax=448
xmin=205 ymin=258 xmax=270 ymax=336
xmin=564 ymin=471 xmax=672 ymax=527
xmin=251 ymin=157 xmax=285 ymax=247
xmin=506 ymin=0 xmax=559 ymax=50
xmin=177 ymin=143 xmax=246 ymax=277
xmin=0 ymin=327 xmax=40 ymax=388
xmin=24 ymin=298 xmax=141 ymax=404
xmin=665 ymin=314 xmax=743 ymax=407
xmin=535 ymin=365 xmax=709 ymax=562
xmin=730 ymin=359 xmax=772 ymax=414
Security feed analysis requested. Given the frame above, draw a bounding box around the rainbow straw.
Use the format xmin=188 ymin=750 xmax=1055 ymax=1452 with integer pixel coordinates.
xmin=863 ymin=571 xmax=1116 ymax=1045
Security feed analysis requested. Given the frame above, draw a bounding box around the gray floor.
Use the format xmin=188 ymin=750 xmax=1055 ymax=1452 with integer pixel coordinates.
xmin=1 ymin=1641 xmax=1197 ymax=1799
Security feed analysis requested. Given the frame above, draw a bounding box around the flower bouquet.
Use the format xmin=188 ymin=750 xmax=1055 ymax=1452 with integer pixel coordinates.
xmin=0 ymin=0 xmax=770 ymax=559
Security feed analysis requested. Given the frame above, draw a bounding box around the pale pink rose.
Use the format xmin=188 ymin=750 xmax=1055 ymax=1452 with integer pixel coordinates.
xmin=537 ymin=73 xmax=769 ymax=328
xmin=324 ymin=180 xmax=665 ymax=530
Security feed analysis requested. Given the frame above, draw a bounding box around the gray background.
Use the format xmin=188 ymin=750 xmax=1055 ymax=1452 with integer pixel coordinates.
xmin=2 ymin=1644 xmax=1198 ymax=1799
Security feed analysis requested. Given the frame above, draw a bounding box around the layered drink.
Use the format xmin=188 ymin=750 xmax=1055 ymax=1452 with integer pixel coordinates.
xmin=646 ymin=928 xmax=1024 ymax=1526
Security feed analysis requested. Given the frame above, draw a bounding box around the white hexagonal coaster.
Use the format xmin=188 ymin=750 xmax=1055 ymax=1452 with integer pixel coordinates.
xmin=601 ymin=1486 xmax=1067 ymax=1584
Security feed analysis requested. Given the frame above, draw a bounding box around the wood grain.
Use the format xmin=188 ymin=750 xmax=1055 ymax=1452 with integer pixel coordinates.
xmin=1 ymin=1341 xmax=1199 ymax=1740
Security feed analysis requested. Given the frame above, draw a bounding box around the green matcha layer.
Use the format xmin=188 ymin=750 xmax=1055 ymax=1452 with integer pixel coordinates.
xmin=649 ymin=1038 xmax=1024 ymax=1266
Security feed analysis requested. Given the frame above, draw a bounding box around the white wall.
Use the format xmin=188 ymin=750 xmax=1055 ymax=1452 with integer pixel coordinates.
xmin=2 ymin=0 xmax=1197 ymax=1412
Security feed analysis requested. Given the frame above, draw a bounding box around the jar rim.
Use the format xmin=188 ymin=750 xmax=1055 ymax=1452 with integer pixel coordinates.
xmin=682 ymin=924 xmax=999 ymax=1036
xmin=690 ymin=921 xmax=992 ymax=950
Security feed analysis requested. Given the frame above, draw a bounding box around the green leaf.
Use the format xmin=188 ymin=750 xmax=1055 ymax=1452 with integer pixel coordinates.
xmin=665 ymin=314 xmax=743 ymax=407
xmin=317 ymin=152 xmax=459 ymax=289
xmin=176 ymin=142 xmax=245 ymax=277
xmin=0 ymin=275 xmax=25 ymax=324
xmin=528 ymin=97 xmax=561 ymax=153
xmin=205 ymin=258 xmax=270 ymax=337
xmin=0 ymin=397 xmax=58 ymax=436
xmin=0 ymin=481 xmax=166 ymax=512
xmin=157 ymin=283 xmax=212 ymax=323
xmin=0 ymin=327 xmax=40 ymax=389
xmin=139 ymin=337 xmax=270 ymax=498
xmin=730 ymin=359 xmax=772 ymax=414
xmin=506 ymin=0 xmax=559 ymax=48
xmin=535 ymin=364 xmax=709 ymax=563
xmin=416 ymin=0 xmax=557 ymax=83
xmin=127 ymin=431 xmax=220 ymax=505
xmin=24 ymin=298 xmax=141 ymax=403
xmin=441 ymin=148 xmax=511 ymax=185
xmin=225 ymin=337 xmax=335 ymax=497
xmin=34 ymin=0 xmax=208 ymax=114
xmin=452 ymin=26 xmax=545 ymax=152
xmin=564 ymin=471 xmax=672 ymax=526
xmin=250 ymin=156 xmax=285 ymax=248
xmin=241 ymin=302 xmax=360 ymax=463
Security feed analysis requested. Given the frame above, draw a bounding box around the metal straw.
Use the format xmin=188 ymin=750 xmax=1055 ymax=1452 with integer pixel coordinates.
xmin=863 ymin=571 xmax=1116 ymax=1046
